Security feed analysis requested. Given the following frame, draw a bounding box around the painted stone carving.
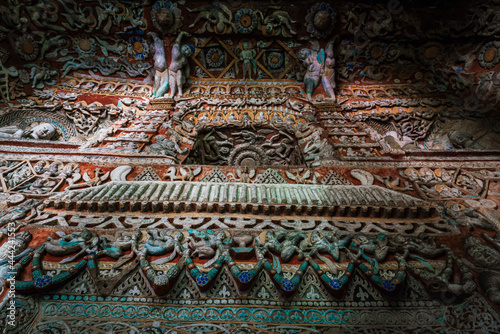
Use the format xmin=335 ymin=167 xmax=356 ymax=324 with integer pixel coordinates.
xmin=146 ymin=135 xmax=187 ymax=158
xmin=234 ymin=40 xmax=257 ymax=80
xmin=65 ymin=168 xmax=109 ymax=190
xmin=258 ymin=9 xmax=296 ymax=37
xmin=187 ymin=3 xmax=235 ymax=34
xmin=296 ymin=41 xmax=336 ymax=101
xmin=463 ymin=235 xmax=500 ymax=304
xmin=151 ymin=0 xmax=183 ymax=35
xmin=0 ymin=1 xmax=498 ymax=333
xmin=167 ymin=31 xmax=194 ymax=97
xmin=305 ymin=2 xmax=335 ymax=38
xmin=150 ymin=31 xmax=169 ymax=98
xmin=235 ymin=9 xmax=259 ymax=34
xmin=0 ymin=123 xmax=56 ymax=140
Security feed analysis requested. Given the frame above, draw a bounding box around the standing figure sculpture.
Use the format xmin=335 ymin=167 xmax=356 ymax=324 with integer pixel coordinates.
xmin=322 ymin=38 xmax=336 ymax=101
xmin=296 ymin=39 xmax=336 ymax=101
xmin=297 ymin=48 xmax=322 ymax=101
xmin=235 ymin=41 xmax=257 ymax=80
xmin=168 ymin=31 xmax=194 ymax=98
xmin=149 ymin=32 xmax=169 ymax=98
xmin=149 ymin=31 xmax=194 ymax=98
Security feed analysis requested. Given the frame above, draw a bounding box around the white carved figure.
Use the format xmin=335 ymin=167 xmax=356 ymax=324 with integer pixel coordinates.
xmin=0 ymin=123 xmax=56 ymax=140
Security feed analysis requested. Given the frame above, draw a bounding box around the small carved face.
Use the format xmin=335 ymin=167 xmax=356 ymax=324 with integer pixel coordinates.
xmin=419 ymin=167 xmax=433 ymax=177
xmin=404 ymin=168 xmax=419 ymax=180
xmin=33 ymin=123 xmax=56 ymax=140
xmin=217 ymin=231 xmax=226 ymax=241
xmin=265 ymin=24 xmax=274 ymax=35
xmin=356 ymin=235 xmax=368 ymax=244
xmin=16 ymin=230 xmax=32 ymax=242
xmin=64 ymin=164 xmax=75 ymax=173
xmin=310 ymin=232 xmax=321 ymax=243
xmin=81 ymin=229 xmax=92 ymax=241
xmin=175 ymin=232 xmax=184 ymax=242
xmin=133 ymin=230 xmax=142 ymax=240
xmin=156 ymin=8 xmax=174 ymax=28
xmin=181 ymin=44 xmax=193 ymax=57
xmin=392 ymin=234 xmax=406 ymax=244
xmin=32 ymin=178 xmax=45 ymax=187
xmin=448 ymin=130 xmax=473 ymax=148
xmin=49 ymin=163 xmax=60 ymax=172
xmin=323 ymin=231 xmax=335 ymax=241
xmin=34 ymin=161 xmax=46 ymax=172
xmin=121 ymin=98 xmax=133 ymax=106
xmin=297 ymin=48 xmax=310 ymax=61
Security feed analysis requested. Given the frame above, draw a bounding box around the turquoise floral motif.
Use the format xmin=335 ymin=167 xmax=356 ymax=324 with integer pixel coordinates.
xmin=36 ymin=298 xmax=500 ymax=332
xmin=235 ymin=9 xmax=258 ymax=34
xmin=41 ymin=302 xmax=384 ymax=325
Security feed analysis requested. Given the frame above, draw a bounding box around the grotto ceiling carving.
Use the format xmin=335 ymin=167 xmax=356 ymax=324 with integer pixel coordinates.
xmin=0 ymin=0 xmax=499 ymax=333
